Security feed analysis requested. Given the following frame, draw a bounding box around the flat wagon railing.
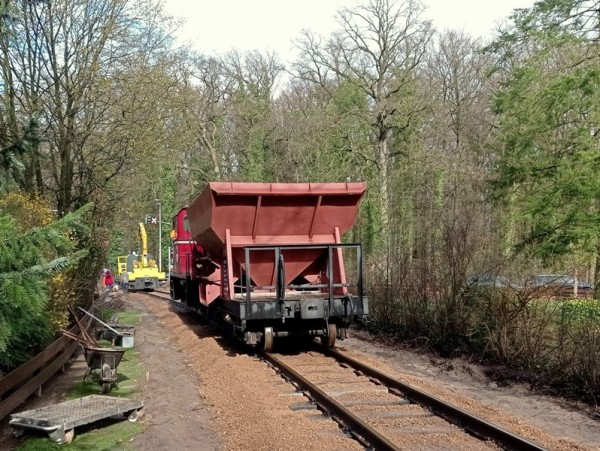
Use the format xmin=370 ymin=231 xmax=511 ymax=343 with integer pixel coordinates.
xmin=0 ymin=300 xmax=97 ymax=421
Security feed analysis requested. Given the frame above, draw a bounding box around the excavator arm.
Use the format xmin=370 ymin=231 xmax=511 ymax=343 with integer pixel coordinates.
xmin=138 ymin=223 xmax=149 ymax=266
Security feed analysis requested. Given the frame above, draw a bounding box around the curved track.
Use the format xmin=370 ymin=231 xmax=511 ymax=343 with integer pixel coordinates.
xmin=140 ymin=291 xmax=546 ymax=450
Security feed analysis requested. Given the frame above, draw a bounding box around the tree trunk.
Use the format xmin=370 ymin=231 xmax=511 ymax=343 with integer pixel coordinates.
xmin=377 ymin=130 xmax=390 ymax=235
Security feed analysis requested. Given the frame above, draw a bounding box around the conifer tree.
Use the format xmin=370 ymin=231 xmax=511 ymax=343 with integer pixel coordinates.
xmin=0 ymin=202 xmax=90 ymax=371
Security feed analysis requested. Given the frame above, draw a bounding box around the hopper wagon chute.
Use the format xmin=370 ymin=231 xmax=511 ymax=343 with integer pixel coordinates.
xmin=170 ymin=182 xmax=368 ymax=350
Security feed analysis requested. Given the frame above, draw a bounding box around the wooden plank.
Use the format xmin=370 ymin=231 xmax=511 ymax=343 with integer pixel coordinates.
xmin=0 ymin=314 xmax=93 ymax=420
xmin=0 ymin=340 xmax=79 ymax=420
xmin=0 ymin=329 xmax=77 ymax=398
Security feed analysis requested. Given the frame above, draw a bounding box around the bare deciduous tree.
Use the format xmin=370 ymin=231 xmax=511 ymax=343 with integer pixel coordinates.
xmin=1 ymin=0 xmax=179 ymax=213
xmin=293 ymin=0 xmax=433 ymax=232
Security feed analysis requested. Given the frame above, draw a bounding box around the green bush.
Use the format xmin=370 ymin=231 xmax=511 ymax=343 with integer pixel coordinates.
xmin=559 ymin=299 xmax=600 ymax=321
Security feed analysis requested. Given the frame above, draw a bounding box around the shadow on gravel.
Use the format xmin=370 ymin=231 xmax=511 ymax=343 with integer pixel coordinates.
xmin=168 ymin=308 xmax=250 ymax=358
xmin=165 ymin=302 xmax=335 ymax=358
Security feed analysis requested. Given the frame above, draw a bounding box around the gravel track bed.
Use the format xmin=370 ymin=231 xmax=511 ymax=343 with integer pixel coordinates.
xmin=336 ymin=335 xmax=596 ymax=450
xmin=5 ymin=292 xmax=593 ymax=450
xmin=273 ymin=351 xmax=495 ymax=450
xmin=141 ymin=297 xmax=361 ymax=450
xmin=134 ymin=294 xmax=597 ymax=450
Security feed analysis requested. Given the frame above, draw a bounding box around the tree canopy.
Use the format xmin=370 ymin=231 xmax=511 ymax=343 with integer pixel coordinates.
xmin=489 ymin=0 xmax=600 ymax=269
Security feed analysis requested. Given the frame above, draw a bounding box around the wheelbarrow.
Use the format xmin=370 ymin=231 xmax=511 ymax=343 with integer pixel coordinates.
xmin=81 ymin=345 xmax=126 ymax=394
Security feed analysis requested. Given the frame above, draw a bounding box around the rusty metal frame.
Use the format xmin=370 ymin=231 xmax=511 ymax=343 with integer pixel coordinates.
xmin=242 ymin=243 xmax=364 ymax=303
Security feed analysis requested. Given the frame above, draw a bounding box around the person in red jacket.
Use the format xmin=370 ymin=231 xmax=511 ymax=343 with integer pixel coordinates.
xmin=104 ymin=270 xmax=114 ymax=292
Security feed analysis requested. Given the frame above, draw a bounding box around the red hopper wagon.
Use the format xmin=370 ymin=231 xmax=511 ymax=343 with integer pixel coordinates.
xmin=169 ymin=182 xmax=368 ymax=350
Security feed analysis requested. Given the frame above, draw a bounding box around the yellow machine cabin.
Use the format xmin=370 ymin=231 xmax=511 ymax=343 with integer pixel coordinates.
xmin=117 ymin=256 xmax=128 ymax=277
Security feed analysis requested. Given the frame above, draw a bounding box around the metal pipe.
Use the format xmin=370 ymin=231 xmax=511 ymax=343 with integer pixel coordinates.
xmin=77 ymin=307 xmax=122 ymax=336
xmin=157 ymin=201 xmax=162 ymax=272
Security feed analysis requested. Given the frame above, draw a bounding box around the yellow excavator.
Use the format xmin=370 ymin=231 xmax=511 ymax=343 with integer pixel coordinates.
xmin=126 ymin=223 xmax=166 ymax=291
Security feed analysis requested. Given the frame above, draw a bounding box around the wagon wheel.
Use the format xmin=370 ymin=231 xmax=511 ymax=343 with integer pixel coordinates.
xmin=263 ymin=327 xmax=274 ymax=352
xmin=101 ymin=363 xmax=113 ymax=393
xmin=64 ymin=429 xmax=75 ymax=444
xmin=320 ymin=323 xmax=337 ymax=349
xmin=126 ymin=409 xmax=139 ymax=422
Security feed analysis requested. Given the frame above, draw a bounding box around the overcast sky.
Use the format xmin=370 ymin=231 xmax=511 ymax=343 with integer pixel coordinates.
xmin=163 ymin=0 xmax=535 ymax=61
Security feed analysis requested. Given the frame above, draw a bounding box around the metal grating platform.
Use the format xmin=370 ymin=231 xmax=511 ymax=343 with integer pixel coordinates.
xmin=9 ymin=395 xmax=143 ymax=443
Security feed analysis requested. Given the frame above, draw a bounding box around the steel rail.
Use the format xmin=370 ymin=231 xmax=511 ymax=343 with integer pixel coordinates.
xmin=143 ymin=291 xmax=198 ymax=314
xmin=325 ymin=348 xmax=546 ymax=451
xmin=261 ymin=351 xmax=400 ymax=451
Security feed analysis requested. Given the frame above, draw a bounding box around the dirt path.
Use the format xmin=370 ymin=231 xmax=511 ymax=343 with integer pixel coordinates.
xmin=0 ymin=293 xmax=223 ymax=451
xmin=133 ymin=294 xmax=359 ymax=450
xmin=127 ymin=293 xmax=221 ymax=450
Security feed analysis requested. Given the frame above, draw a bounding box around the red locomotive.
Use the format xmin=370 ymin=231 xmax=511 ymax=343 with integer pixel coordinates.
xmin=169 ymin=182 xmax=368 ymax=350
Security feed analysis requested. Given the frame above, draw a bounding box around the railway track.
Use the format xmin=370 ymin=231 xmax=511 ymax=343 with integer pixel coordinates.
xmin=144 ymin=290 xmax=170 ymax=301
xmin=140 ymin=291 xmax=546 ymax=450
xmin=262 ymin=348 xmax=546 ymax=451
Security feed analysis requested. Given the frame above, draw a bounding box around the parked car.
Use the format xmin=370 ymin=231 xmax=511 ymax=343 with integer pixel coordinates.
xmin=466 ymin=274 xmax=517 ymax=289
xmin=529 ymin=274 xmax=594 ymax=298
xmin=468 ymin=274 xmax=505 ymax=287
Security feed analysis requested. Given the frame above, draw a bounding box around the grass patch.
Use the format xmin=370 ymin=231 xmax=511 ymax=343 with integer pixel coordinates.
xmin=101 ymin=309 xmax=141 ymax=326
xmin=18 ymin=421 xmax=143 ymax=451
xmin=18 ymin=308 xmax=146 ymax=450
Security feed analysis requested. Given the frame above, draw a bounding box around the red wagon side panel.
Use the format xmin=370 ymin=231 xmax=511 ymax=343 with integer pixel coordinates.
xmin=187 ymin=182 xmax=365 ymax=293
